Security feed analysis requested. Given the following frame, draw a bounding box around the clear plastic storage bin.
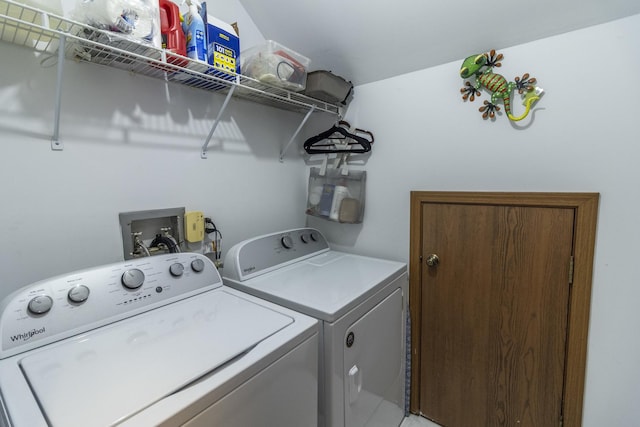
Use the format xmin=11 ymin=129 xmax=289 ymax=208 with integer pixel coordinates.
xmin=241 ymin=40 xmax=310 ymax=91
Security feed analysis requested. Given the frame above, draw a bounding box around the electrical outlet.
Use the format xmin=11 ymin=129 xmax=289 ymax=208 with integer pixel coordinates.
xmin=185 ymin=211 xmax=205 ymax=242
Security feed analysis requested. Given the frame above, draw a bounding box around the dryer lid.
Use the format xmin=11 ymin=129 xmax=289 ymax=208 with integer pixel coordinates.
xmin=230 ymin=251 xmax=406 ymax=322
xmin=19 ymin=289 xmax=293 ymax=427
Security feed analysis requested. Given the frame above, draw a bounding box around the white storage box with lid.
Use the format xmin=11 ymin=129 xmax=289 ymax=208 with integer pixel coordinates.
xmin=303 ymin=70 xmax=354 ymax=106
xmin=241 ymin=40 xmax=310 ymax=91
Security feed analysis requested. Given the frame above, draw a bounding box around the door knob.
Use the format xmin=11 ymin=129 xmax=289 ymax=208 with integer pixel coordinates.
xmin=426 ymin=254 xmax=439 ymax=267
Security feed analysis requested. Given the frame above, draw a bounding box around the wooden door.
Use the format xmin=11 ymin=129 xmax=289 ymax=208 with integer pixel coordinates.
xmin=409 ymin=192 xmax=599 ymax=427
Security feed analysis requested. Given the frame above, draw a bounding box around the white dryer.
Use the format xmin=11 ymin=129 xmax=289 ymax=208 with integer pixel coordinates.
xmin=223 ymin=228 xmax=408 ymax=427
xmin=0 ymin=253 xmax=318 ymax=427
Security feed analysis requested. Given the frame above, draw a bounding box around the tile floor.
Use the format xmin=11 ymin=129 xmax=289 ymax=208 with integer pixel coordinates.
xmin=400 ymin=414 xmax=441 ymax=427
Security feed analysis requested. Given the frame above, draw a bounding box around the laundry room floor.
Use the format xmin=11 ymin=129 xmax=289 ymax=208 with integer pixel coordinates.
xmin=401 ymin=414 xmax=441 ymax=427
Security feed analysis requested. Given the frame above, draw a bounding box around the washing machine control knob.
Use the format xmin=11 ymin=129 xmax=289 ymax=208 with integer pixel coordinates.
xmin=121 ymin=268 xmax=145 ymax=289
xmin=281 ymin=235 xmax=294 ymax=249
xmin=191 ymin=259 xmax=205 ymax=272
xmin=67 ymin=284 xmax=90 ymax=303
xmin=27 ymin=295 xmax=53 ymax=315
xmin=310 ymin=231 xmax=319 ymax=242
xmin=169 ymin=263 xmax=184 ymax=277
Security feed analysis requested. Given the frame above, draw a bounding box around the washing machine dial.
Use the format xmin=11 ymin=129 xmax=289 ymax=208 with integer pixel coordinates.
xmin=191 ymin=259 xmax=205 ymax=272
xmin=67 ymin=284 xmax=90 ymax=303
xmin=27 ymin=295 xmax=53 ymax=315
xmin=281 ymin=235 xmax=294 ymax=249
xmin=169 ymin=263 xmax=185 ymax=277
xmin=309 ymin=231 xmax=319 ymax=242
xmin=121 ymin=268 xmax=145 ymax=289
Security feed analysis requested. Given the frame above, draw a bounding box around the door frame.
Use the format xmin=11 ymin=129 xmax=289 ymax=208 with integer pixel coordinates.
xmin=409 ymin=192 xmax=599 ymax=427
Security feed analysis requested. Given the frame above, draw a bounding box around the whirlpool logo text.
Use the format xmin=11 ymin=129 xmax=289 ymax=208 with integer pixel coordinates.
xmin=10 ymin=327 xmax=46 ymax=342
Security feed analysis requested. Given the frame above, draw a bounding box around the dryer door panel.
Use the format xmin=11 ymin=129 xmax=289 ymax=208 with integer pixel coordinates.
xmin=344 ymin=288 xmax=405 ymax=427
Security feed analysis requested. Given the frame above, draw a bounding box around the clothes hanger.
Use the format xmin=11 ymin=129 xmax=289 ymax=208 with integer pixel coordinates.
xmin=303 ymin=120 xmax=374 ymax=154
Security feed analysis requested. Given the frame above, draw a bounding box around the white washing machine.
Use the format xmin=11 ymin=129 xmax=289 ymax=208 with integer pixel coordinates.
xmin=223 ymin=228 xmax=408 ymax=427
xmin=0 ymin=253 xmax=318 ymax=427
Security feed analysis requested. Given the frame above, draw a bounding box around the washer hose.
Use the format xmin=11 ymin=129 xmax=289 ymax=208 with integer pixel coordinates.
xmin=150 ymin=234 xmax=179 ymax=253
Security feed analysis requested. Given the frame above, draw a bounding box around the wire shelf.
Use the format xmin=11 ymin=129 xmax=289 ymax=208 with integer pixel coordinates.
xmin=0 ymin=0 xmax=341 ymax=116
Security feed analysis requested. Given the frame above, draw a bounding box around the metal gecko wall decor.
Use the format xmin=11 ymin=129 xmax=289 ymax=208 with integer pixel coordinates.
xmin=459 ymin=50 xmax=543 ymax=122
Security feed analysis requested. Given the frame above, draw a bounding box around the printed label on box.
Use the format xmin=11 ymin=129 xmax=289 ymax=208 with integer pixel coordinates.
xmin=213 ymin=43 xmax=237 ymax=74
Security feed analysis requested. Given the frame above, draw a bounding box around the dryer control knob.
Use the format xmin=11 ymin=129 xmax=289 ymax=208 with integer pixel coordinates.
xmin=122 ymin=269 xmax=145 ymax=289
xmin=169 ymin=263 xmax=185 ymax=277
xmin=281 ymin=235 xmax=294 ymax=249
xmin=191 ymin=259 xmax=205 ymax=272
xmin=68 ymin=284 xmax=90 ymax=304
xmin=28 ymin=295 xmax=53 ymax=315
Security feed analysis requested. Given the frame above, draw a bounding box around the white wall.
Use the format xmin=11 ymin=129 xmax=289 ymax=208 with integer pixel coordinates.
xmin=308 ymin=14 xmax=640 ymax=427
xmin=0 ymin=1 xmax=335 ymax=301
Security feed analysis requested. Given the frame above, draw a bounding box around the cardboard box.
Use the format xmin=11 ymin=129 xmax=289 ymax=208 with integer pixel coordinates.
xmin=206 ymin=15 xmax=240 ymax=84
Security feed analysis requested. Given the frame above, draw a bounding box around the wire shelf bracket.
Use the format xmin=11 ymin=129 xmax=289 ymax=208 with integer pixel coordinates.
xmin=50 ymin=33 xmax=65 ymax=150
xmin=280 ymin=106 xmax=316 ymax=162
xmin=201 ymin=85 xmax=235 ymax=159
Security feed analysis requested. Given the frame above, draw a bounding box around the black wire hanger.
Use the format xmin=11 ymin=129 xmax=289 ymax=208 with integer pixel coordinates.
xmin=303 ymin=120 xmax=374 ymax=154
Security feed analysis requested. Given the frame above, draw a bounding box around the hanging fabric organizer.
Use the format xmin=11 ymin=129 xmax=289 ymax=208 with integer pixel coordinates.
xmin=304 ymin=121 xmax=372 ymax=224
xmin=306 ymin=167 xmax=366 ymax=223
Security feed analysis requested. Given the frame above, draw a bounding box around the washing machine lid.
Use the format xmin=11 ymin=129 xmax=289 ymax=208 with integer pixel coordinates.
xmin=230 ymin=251 xmax=406 ymax=322
xmin=18 ymin=289 xmax=293 ymax=427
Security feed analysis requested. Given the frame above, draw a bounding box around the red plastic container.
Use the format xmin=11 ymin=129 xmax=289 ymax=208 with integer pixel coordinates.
xmin=159 ymin=0 xmax=187 ymax=65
